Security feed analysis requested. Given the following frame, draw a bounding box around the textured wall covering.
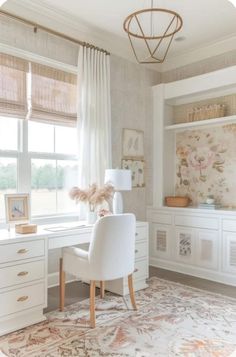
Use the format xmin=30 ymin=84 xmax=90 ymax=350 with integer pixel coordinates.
xmin=175 ymin=124 xmax=236 ymax=207
xmin=110 ymin=55 xmax=161 ymax=220
xmin=162 ymin=49 xmax=236 ymax=83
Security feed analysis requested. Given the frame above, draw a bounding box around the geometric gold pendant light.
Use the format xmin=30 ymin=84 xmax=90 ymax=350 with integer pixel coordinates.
xmin=123 ymin=1 xmax=183 ymax=64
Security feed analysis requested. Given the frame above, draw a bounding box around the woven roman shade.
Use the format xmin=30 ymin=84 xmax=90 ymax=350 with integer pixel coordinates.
xmin=30 ymin=63 xmax=77 ymax=127
xmin=0 ymin=53 xmax=28 ymax=119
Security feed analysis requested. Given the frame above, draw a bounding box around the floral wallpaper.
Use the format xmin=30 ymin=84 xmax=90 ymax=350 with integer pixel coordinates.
xmin=175 ymin=124 xmax=236 ymax=207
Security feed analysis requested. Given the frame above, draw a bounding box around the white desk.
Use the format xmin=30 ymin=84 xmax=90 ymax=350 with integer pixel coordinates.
xmin=0 ymin=220 xmax=149 ymax=336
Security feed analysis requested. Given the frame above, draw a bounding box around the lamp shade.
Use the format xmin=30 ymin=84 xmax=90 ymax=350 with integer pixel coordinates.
xmin=105 ymin=169 xmax=132 ymax=191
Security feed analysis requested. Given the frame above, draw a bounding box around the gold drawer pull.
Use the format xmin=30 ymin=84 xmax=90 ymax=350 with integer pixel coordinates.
xmin=134 ymin=268 xmax=138 ymax=273
xmin=135 ymin=249 xmax=138 ymax=253
xmin=17 ymin=249 xmax=28 ymax=254
xmin=17 ymin=271 xmax=29 ymax=277
xmin=17 ymin=295 xmax=28 ymax=302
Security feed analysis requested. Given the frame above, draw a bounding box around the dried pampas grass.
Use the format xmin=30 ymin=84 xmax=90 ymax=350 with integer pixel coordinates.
xmin=69 ymin=183 xmax=114 ymax=211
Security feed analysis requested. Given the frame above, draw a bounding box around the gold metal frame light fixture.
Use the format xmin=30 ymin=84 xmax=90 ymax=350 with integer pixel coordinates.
xmin=123 ymin=3 xmax=183 ymax=64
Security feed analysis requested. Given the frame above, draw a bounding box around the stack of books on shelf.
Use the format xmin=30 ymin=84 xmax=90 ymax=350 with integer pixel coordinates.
xmin=198 ymin=203 xmax=221 ymax=210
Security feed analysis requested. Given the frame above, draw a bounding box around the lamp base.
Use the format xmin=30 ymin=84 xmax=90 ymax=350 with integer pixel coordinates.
xmin=113 ymin=191 xmax=123 ymax=214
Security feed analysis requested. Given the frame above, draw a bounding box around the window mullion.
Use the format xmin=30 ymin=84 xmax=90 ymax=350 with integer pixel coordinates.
xmin=56 ymin=159 xmax=58 ymax=214
xmin=18 ymin=120 xmax=31 ymax=193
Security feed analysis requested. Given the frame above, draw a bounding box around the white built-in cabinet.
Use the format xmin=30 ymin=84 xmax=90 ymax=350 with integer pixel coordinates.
xmin=223 ymin=232 xmax=236 ymax=274
xmin=148 ymin=208 xmax=236 ymax=286
xmin=148 ymin=65 xmax=236 ymax=287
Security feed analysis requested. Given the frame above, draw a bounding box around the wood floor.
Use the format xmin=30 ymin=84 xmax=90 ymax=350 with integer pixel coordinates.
xmin=45 ymin=266 xmax=236 ymax=313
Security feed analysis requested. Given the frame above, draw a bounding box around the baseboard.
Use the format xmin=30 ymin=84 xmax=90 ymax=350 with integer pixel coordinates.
xmin=150 ymin=257 xmax=236 ymax=287
xmin=48 ymin=272 xmax=78 ymax=288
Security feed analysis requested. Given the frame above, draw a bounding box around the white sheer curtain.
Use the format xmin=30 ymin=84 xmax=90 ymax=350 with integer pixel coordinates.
xmin=77 ymin=45 xmax=112 ymax=194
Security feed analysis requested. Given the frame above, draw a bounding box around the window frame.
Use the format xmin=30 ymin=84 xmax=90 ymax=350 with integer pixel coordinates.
xmin=0 ymin=118 xmax=78 ymax=223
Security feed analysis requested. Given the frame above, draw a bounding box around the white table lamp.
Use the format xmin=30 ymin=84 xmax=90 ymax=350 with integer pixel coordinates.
xmin=105 ymin=169 xmax=132 ymax=214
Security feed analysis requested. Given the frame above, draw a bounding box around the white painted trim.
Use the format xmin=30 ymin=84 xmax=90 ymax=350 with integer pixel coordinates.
xmin=164 ymin=115 xmax=236 ymax=131
xmin=149 ymin=257 xmax=236 ymax=287
xmin=0 ymin=44 xmax=77 ymax=74
xmin=162 ymin=34 xmax=236 ymax=72
xmin=161 ymin=65 xmax=236 ymax=102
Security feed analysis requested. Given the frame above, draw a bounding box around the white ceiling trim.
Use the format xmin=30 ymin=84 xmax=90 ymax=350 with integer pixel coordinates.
xmin=162 ymin=33 xmax=236 ymax=71
xmin=3 ymin=0 xmax=236 ymax=72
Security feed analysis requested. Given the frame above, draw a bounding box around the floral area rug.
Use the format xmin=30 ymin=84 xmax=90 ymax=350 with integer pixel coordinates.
xmin=0 ymin=277 xmax=236 ymax=357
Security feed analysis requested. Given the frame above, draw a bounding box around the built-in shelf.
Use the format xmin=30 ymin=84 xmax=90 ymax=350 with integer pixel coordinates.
xmin=164 ymin=114 xmax=236 ymax=131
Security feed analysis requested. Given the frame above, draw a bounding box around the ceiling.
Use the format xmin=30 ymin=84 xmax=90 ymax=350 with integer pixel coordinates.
xmin=15 ymin=0 xmax=236 ymax=56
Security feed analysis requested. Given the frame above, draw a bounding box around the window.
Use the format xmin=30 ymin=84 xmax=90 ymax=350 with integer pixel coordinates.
xmin=0 ymin=54 xmax=78 ymax=219
xmin=29 ymin=121 xmax=78 ymax=216
xmin=0 ymin=157 xmax=17 ymax=220
xmin=0 ymin=117 xmax=19 ymax=220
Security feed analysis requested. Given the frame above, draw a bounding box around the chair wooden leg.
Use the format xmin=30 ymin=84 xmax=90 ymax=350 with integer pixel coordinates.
xmin=128 ymin=274 xmax=137 ymax=310
xmin=59 ymin=258 xmax=65 ymax=311
xmin=90 ymin=281 xmax=96 ymax=328
xmin=100 ymin=281 xmax=105 ymax=298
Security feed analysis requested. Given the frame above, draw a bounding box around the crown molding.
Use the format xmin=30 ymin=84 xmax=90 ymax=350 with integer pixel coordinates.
xmin=162 ymin=33 xmax=236 ymax=72
xmin=2 ymin=0 xmax=236 ymax=73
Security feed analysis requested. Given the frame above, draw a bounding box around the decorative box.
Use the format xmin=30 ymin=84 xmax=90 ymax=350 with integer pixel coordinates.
xmin=15 ymin=224 xmax=37 ymax=234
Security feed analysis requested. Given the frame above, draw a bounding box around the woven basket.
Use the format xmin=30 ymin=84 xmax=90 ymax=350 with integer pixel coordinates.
xmin=165 ymin=196 xmax=190 ymax=207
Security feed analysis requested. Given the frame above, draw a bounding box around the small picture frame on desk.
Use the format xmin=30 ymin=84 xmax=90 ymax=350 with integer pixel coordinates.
xmin=5 ymin=193 xmax=30 ymax=225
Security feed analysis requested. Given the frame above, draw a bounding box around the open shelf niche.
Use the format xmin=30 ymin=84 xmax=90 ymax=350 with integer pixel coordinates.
xmin=152 ymin=66 xmax=236 ymax=208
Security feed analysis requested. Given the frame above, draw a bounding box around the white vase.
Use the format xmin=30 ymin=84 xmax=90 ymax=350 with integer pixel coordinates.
xmin=86 ymin=211 xmax=97 ymax=225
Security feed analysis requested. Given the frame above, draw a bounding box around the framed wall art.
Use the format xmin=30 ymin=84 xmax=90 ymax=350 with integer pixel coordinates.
xmin=122 ymin=129 xmax=144 ymax=159
xmin=121 ymin=159 xmax=145 ymax=188
xmin=5 ymin=193 xmax=30 ymax=224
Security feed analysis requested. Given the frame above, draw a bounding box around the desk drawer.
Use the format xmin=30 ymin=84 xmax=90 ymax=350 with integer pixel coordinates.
xmin=135 ymin=241 xmax=147 ymax=260
xmin=49 ymin=232 xmax=91 ymax=250
xmin=0 ymin=240 xmax=45 ymax=264
xmin=0 ymin=282 xmax=45 ymax=317
xmin=223 ymin=219 xmax=236 ymax=232
xmin=151 ymin=212 xmax=172 ymax=225
xmin=133 ymin=259 xmax=148 ymax=280
xmin=175 ymin=215 xmax=218 ymax=230
xmin=0 ymin=260 xmax=45 ymax=289
xmin=135 ymin=226 xmax=147 ymax=241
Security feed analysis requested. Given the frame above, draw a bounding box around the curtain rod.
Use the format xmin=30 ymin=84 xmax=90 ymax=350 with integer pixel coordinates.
xmin=0 ymin=9 xmax=110 ymax=55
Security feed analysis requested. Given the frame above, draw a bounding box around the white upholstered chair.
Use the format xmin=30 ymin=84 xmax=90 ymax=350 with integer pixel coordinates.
xmin=59 ymin=213 xmax=137 ymax=327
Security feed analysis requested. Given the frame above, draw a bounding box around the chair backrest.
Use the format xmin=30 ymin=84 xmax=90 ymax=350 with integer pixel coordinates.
xmin=88 ymin=214 xmax=136 ymax=281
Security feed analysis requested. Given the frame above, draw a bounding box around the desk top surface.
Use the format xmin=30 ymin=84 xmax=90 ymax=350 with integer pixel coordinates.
xmin=0 ymin=220 xmax=147 ymax=244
